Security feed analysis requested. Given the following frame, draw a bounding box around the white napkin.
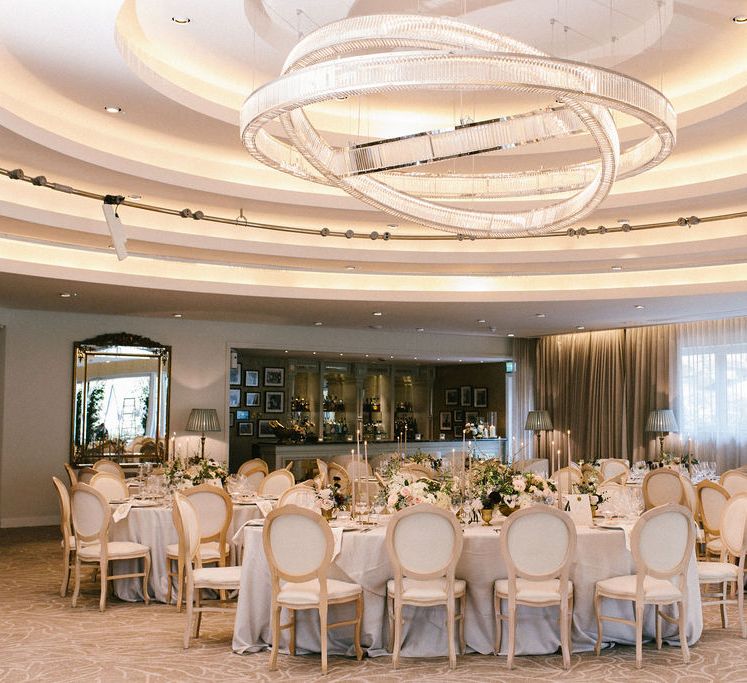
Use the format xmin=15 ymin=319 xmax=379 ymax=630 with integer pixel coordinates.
xmin=255 ymin=500 xmax=274 ymax=517
xmin=112 ymin=502 xmax=132 ymax=523
xmin=331 ymin=527 xmax=344 ymax=561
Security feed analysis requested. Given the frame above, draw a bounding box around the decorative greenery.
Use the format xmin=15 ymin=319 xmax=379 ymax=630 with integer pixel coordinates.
xmin=315 ymin=482 xmax=347 ymax=511
xmin=268 ymin=417 xmax=316 ymax=443
xmin=409 ymin=448 xmax=442 ymax=471
xmin=165 ymin=455 xmax=227 ymax=486
xmin=464 ymin=418 xmax=488 ymax=439
xmin=380 ymin=472 xmax=452 ymax=511
xmin=470 ymin=459 xmax=556 ymax=511
xmin=574 ymin=468 xmax=607 ymax=506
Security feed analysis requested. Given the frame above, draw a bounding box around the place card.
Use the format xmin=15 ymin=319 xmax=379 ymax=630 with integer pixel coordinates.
xmin=566 ymin=494 xmax=594 ymax=527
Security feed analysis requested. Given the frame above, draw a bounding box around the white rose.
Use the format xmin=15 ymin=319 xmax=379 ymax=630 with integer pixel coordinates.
xmin=512 ymin=476 xmax=526 ymax=492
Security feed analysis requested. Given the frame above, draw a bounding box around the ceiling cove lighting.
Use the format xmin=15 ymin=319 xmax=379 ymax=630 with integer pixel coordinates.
xmin=241 ymin=14 xmax=676 ymax=239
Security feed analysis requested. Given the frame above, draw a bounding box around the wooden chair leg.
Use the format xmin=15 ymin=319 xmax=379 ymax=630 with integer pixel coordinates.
xmin=269 ymin=604 xmax=281 ymax=671
xmin=447 ymin=597 xmax=456 ymax=670
xmin=655 ymin=605 xmax=662 ymax=650
xmin=354 ymin=594 xmax=364 ymax=661
xmin=494 ymin=595 xmax=503 ymax=655
xmin=679 ymin=598 xmax=690 ymax=664
xmin=507 ymin=599 xmax=516 ymax=670
xmin=176 ymin=558 xmax=185 ymax=612
xmin=739 ymin=579 xmax=746 ymax=638
xmin=142 ymin=553 xmax=151 ymax=605
xmin=560 ymin=600 xmax=571 ymax=670
xmin=98 ymin=558 xmax=108 ymax=612
xmin=720 ymin=582 xmax=729 ymax=628
xmin=593 ymin=591 xmax=603 ymax=656
xmin=72 ymin=558 xmax=82 ymax=607
xmin=459 ymin=594 xmax=466 ymax=654
xmin=194 ymin=589 xmax=203 ymax=638
xmin=319 ymin=602 xmax=329 ymax=675
xmin=392 ymin=599 xmax=402 ymax=669
xmin=183 ymin=584 xmax=194 ymax=649
xmin=635 ymin=602 xmax=644 ymax=669
xmin=289 ymin=609 xmax=296 ymax=657
xmin=60 ymin=548 xmax=72 ymax=597
xmin=387 ymin=597 xmax=394 ymax=652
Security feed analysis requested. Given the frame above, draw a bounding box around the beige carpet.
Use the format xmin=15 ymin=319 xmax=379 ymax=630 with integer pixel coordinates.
xmin=2 ymin=526 xmax=747 ymax=683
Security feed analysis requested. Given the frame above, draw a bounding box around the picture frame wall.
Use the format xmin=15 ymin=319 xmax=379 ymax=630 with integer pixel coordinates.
xmin=265 ymin=391 xmax=285 ymax=413
xmin=264 ymin=367 xmax=285 ymax=387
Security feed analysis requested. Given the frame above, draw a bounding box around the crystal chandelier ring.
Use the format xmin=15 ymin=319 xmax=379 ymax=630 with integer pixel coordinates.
xmin=240 ymin=15 xmax=675 ymax=238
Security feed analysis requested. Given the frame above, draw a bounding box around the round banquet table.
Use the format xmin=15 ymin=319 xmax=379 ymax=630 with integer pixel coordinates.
xmin=109 ymin=502 xmax=262 ymax=602
xmin=232 ymin=522 xmax=702 ymax=658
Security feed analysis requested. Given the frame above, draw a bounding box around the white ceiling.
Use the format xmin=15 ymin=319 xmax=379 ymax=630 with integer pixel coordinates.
xmin=0 ymin=0 xmax=746 ymax=337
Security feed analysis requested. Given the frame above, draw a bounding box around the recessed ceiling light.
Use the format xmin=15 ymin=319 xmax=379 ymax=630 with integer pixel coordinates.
xmin=372 ymin=311 xmax=383 ymax=316
xmin=284 ymin=350 xmax=288 ymax=353
xmin=128 ymin=194 xmax=142 ymax=200
xmin=416 ymin=327 xmax=425 ymax=332
xmin=365 ymin=354 xmax=370 ymax=358
xmin=312 ymin=351 xmax=317 ymax=355
xmin=459 ymin=359 xmax=463 ymax=362
xmin=390 ymin=355 xmax=394 ymax=359
xmin=59 ymin=292 xmax=77 ymax=298
xmin=313 ymin=321 xmax=323 ymax=326
xmin=172 ymin=16 xmax=191 ymax=24
xmin=345 ymin=265 xmax=356 ymax=271
xmin=617 ymin=218 xmax=629 ymax=224
xmin=172 ymin=313 xmax=183 ymax=318
xmin=635 ymin=304 xmax=645 ymax=310
xmin=339 ymin=353 xmax=344 ymax=356
xmin=611 ymin=265 xmax=623 ymax=271
xmin=437 ymin=358 xmax=441 ymax=361
xmin=414 ymin=357 xmax=418 ymax=360
xmin=476 ymin=319 xmax=487 ymax=324
xmin=733 ymin=15 xmax=747 ymax=23
xmin=387 ymin=223 xmax=398 ymax=229
xmin=104 ymin=106 xmax=122 ymax=113
xmin=507 ymin=333 xmax=515 ymax=337
xmin=535 ymin=313 xmax=546 ymax=318
xmin=576 ymin=325 xmax=585 ymax=330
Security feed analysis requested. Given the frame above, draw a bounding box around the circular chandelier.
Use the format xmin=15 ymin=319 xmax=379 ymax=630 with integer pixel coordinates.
xmin=240 ymin=15 xmax=676 ymax=239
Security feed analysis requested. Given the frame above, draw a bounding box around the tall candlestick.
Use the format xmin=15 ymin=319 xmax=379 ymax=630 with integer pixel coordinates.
xmin=364 ymin=440 xmax=369 ymax=509
xmin=350 ymin=448 xmax=356 ymax=518
xmin=551 ymin=438 xmax=555 ymax=473
xmin=557 ymin=449 xmax=561 ymax=476
xmin=169 ymin=432 xmax=176 ymax=463
xmin=566 ymin=430 xmax=571 ymax=467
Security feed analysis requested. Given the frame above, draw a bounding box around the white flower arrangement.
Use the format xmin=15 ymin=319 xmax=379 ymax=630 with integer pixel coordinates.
xmin=382 ymin=473 xmax=451 ymax=511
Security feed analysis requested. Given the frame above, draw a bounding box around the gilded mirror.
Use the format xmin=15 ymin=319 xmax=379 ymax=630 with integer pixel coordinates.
xmin=71 ymin=333 xmax=171 ymax=465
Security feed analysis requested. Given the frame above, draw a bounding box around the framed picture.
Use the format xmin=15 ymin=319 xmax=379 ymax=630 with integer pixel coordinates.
xmin=229 ymin=389 xmax=241 ymax=407
xmin=245 ymin=370 xmax=259 ymax=387
xmin=238 ymin=421 xmax=254 ymax=437
xmin=229 ymin=363 xmax=242 ymax=385
xmin=245 ymin=391 xmax=260 ymax=407
xmin=465 ymin=411 xmax=479 ymax=424
xmin=236 ymin=409 xmax=250 ymax=421
xmin=474 ymin=387 xmax=488 ymax=408
xmin=445 ymin=388 xmax=458 ymax=406
xmin=258 ymin=419 xmax=275 ymax=438
xmin=264 ymin=367 xmax=285 ymax=387
xmin=460 ymin=385 xmax=472 ymax=407
xmin=453 ymin=409 xmax=465 ymax=423
xmin=229 ymin=413 xmax=235 ymax=428
xmin=439 ymin=411 xmax=453 ymax=430
xmin=265 ymin=391 xmax=285 ymax=413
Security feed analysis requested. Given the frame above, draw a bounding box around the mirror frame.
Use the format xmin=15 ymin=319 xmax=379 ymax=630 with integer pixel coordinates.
xmin=70 ymin=332 xmax=171 ymax=466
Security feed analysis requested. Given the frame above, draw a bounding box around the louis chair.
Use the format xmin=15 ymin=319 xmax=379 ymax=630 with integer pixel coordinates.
xmin=386 ymin=504 xmax=466 ymax=669
xmin=263 ymin=504 xmax=364 ymax=674
xmin=52 ymin=476 xmax=75 ymax=597
xmin=315 ymin=458 xmax=329 ymax=487
xmin=77 ymin=467 xmax=97 ymax=484
xmin=172 ymin=492 xmax=242 ymax=648
xmin=70 ymin=483 xmax=151 ymax=611
xmin=642 ymin=468 xmax=686 ymax=509
xmin=64 ymin=463 xmax=78 ymax=486
xmin=326 ymin=462 xmax=351 ymax=497
xmin=278 ymin=483 xmax=319 ymax=509
xmin=166 ymin=483 xmax=233 ymax=610
xmin=258 ymin=469 xmax=295 ymax=496
xmin=696 ymin=480 xmax=730 ymax=560
xmin=599 ymin=459 xmax=630 ymax=486
xmin=399 ymin=462 xmax=435 ymax=480
xmin=513 ymin=459 xmax=549 ymax=478
xmin=495 ymin=505 xmax=577 ymax=670
xmin=92 ymin=458 xmax=126 ymax=479
xmin=593 ymin=503 xmax=694 ymax=668
xmin=237 ymin=465 xmax=266 ymax=492
xmin=89 ymin=471 xmax=129 ymax=502
xmin=720 ymin=469 xmax=747 ymax=497
xmin=238 ymin=458 xmax=269 ymax=476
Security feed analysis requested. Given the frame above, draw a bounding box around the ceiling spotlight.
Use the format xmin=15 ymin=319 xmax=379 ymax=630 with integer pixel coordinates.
xmin=566 ymin=228 xmax=576 ymax=237
xmin=172 ymin=16 xmax=191 ymax=24
xmin=382 ymin=231 xmax=391 ymax=240
xmin=733 ymin=15 xmax=747 ymax=23
xmin=457 ymin=234 xmax=464 ymax=241
xmin=320 ymin=227 xmax=330 ymax=236
xmin=235 ymin=208 xmax=248 ymax=226
xmin=372 ymin=311 xmax=383 ymax=316
xmin=345 ymin=265 xmax=356 ymax=271
xmin=688 ymin=216 xmax=701 ymax=225
xmin=535 ymin=313 xmax=546 ymax=318
xmin=611 ymin=265 xmax=623 ymax=271
xmin=172 ymin=313 xmax=183 ymax=318
xmin=576 ymin=325 xmax=585 ymax=330
xmin=477 ymin=319 xmax=486 ymax=324
xmin=635 ymin=304 xmax=645 ymax=309
xmin=192 ymin=210 xmax=205 ymax=220
xmin=370 ymin=231 xmax=379 ymax=240
xmin=507 ymin=333 xmax=515 ymax=337
xmin=621 ymin=223 xmax=632 ymax=232
xmin=31 ymin=175 xmax=48 ymax=186
xmin=577 ymin=227 xmax=588 ymax=236
xmin=104 ymin=106 xmax=122 ymax=113
xmin=313 ymin=321 xmax=323 ymax=326
xmin=416 ymin=327 xmax=425 ymax=332
xmin=344 ymin=229 xmax=354 ymax=239
xmin=59 ymin=292 xmax=77 ymax=298
xmin=597 ymin=225 xmax=608 ymax=234
xmin=677 ymin=217 xmax=688 ymax=226
xmin=179 ymin=208 xmax=192 ymax=218
xmin=8 ymin=168 xmax=25 ymax=180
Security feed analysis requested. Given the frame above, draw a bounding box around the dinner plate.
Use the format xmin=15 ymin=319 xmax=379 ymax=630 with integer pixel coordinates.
xmin=330 ymin=522 xmax=361 ymax=532
xmin=108 ymin=499 xmax=129 ymax=505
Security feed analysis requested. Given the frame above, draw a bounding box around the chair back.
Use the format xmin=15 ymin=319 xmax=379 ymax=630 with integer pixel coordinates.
xmin=720 ymin=470 xmax=747 ymax=497
xmin=600 ymin=459 xmax=630 ymax=483
xmin=399 ymin=463 xmax=434 ymax=480
xmin=278 ymin=483 xmax=319 ymax=510
xmin=240 ymin=467 xmax=266 ymax=491
xmin=326 ymin=462 xmax=350 ymax=496
xmin=238 ymin=458 xmax=269 ymax=476
xmin=642 ymin=468 xmax=685 ymax=509
xmin=501 ymin=505 xmax=576 ymax=582
xmin=64 ymin=463 xmax=78 ymax=486
xmin=70 ymin=483 xmax=110 ymax=547
xmin=631 ymin=504 xmax=694 ymax=581
xmin=720 ymin=493 xmax=747 ymax=559
xmin=89 ymin=472 xmax=128 ymax=502
xmin=263 ymin=505 xmax=333 ymax=585
xmin=515 ymin=459 xmax=549 ymax=478
xmin=386 ymin=504 xmax=462 ymax=582
xmin=52 ymin=476 xmax=73 ymax=543
xmin=182 ymin=483 xmax=233 ymax=546
xmin=316 ymin=458 xmax=329 ymax=487
xmin=77 ymin=467 xmax=97 ymax=484
xmin=553 ymin=466 xmax=580 ymax=494
xmin=679 ymin=475 xmax=698 ymax=516
xmin=92 ymin=458 xmax=125 ymax=479
xmin=172 ymin=492 xmax=203 ymax=570
xmin=696 ymin=480 xmax=730 ymax=538
xmin=258 ymin=469 xmax=295 ymax=496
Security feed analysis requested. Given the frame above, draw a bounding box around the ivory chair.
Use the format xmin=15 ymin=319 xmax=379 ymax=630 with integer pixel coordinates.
xmin=278 ymin=483 xmax=319 ymax=509
xmin=553 ymin=466 xmax=581 ymax=494
xmin=399 ymin=463 xmax=435 ymax=480
xmin=238 ymin=458 xmax=269 ymax=476
xmin=92 ymin=458 xmax=125 ymax=479
xmin=386 ymin=504 xmax=466 ymax=669
xmin=720 ymin=469 xmax=747 ymax=496
xmin=258 ymin=469 xmax=295 ymax=496
xmin=285 ymin=461 xmax=295 ymax=471
xmin=263 ymin=505 xmax=364 ymax=675
xmin=327 ymin=462 xmax=351 ymax=496
xmin=70 ymin=483 xmax=151 ymax=611
xmin=642 ymin=468 xmax=686 ymax=509
xmin=77 ymin=467 xmax=97 ymax=484
xmin=316 ymin=458 xmax=329 ymax=487
xmin=238 ymin=466 xmax=266 ymax=492
xmin=696 ymin=493 xmax=747 ymax=637
xmin=696 ymin=480 xmax=730 ymax=560
xmin=172 ymin=493 xmax=242 ymax=648
xmin=594 ymin=503 xmax=695 ymax=668
xmin=495 ymin=506 xmax=577 ymax=670
xmin=514 ymin=459 xmax=549 ymax=478
xmin=64 ymin=463 xmax=78 ymax=486
xmin=89 ymin=471 xmax=129 ymax=502
xmin=52 ymin=476 xmax=75 ymax=597
xmin=166 ymin=483 xmax=232 ymax=610
xmin=600 ymin=459 xmax=630 ymax=485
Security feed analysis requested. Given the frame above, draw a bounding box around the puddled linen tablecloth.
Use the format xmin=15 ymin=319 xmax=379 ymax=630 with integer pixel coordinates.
xmin=232 ymin=523 xmax=702 ymax=658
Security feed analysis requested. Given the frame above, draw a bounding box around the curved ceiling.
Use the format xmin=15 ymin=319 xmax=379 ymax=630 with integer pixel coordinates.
xmin=0 ymin=0 xmax=746 ymax=338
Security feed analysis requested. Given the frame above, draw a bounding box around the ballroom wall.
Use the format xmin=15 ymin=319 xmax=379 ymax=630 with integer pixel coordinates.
xmin=0 ymin=306 xmax=510 ymax=527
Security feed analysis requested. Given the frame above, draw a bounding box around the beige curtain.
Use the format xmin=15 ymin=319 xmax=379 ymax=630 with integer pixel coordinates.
xmin=509 ymin=337 xmax=536 ymax=462
xmin=535 ymin=330 xmax=625 ymax=465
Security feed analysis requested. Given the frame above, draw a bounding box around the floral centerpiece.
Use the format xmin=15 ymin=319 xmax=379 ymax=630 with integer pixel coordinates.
xmin=315 ymin=482 xmax=347 ymax=519
xmin=409 ymin=448 xmax=442 ymax=472
xmin=464 ymin=418 xmax=488 ymax=439
xmin=378 ymin=451 xmax=443 ymax=482
xmin=573 ymin=468 xmax=607 ymax=508
xmin=379 ymin=472 xmax=452 ymax=511
xmin=470 ymin=460 xmax=556 ymax=517
xmin=268 ymin=417 xmax=316 ymax=443
xmin=165 ymin=455 xmax=227 ymax=487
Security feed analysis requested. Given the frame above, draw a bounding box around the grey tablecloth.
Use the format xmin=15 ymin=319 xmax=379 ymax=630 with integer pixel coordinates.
xmin=232 ymin=523 xmax=702 ymax=657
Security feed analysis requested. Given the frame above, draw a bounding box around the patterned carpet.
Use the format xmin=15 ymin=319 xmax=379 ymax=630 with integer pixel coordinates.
xmin=2 ymin=526 xmax=747 ymax=683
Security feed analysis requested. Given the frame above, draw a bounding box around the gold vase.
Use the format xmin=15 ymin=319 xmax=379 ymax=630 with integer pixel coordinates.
xmin=498 ymin=504 xmax=516 ymax=517
xmin=480 ymin=507 xmax=494 ymax=526
xmin=322 ymin=508 xmax=334 ymax=521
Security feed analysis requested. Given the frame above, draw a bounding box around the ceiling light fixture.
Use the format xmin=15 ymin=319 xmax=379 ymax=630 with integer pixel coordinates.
xmin=345 ymin=265 xmax=356 ymax=271
xmin=416 ymin=327 xmax=425 ymax=332
xmin=576 ymin=325 xmax=585 ymax=330
xmin=313 ymin=321 xmax=323 ymax=326
xmin=172 ymin=16 xmax=191 ymax=24
xmin=372 ymin=311 xmax=383 ymax=316
xmin=611 ymin=265 xmax=623 ymax=271
xmin=733 ymin=16 xmax=747 ymax=23
xmin=59 ymin=292 xmax=76 ymax=298
xmin=104 ymin=106 xmax=122 ymax=114
xmin=535 ymin=313 xmax=546 ymax=318
xmin=477 ymin=319 xmax=487 ymax=324
xmin=507 ymin=333 xmax=515 ymax=337
xmin=241 ymin=15 xmax=675 ymax=239
xmin=172 ymin=313 xmax=183 ymax=318
xmin=635 ymin=304 xmax=645 ymax=309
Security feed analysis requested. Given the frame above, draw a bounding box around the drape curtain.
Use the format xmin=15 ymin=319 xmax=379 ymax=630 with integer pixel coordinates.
xmin=535 ymin=330 xmax=626 ymax=465
xmin=509 ymin=337 xmax=536 ymax=462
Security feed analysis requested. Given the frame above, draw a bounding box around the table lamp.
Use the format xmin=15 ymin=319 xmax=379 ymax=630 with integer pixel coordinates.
xmin=185 ymin=408 xmax=221 ymax=460
xmin=645 ymin=409 xmax=678 ymax=460
xmin=525 ymin=410 xmax=553 ymax=458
